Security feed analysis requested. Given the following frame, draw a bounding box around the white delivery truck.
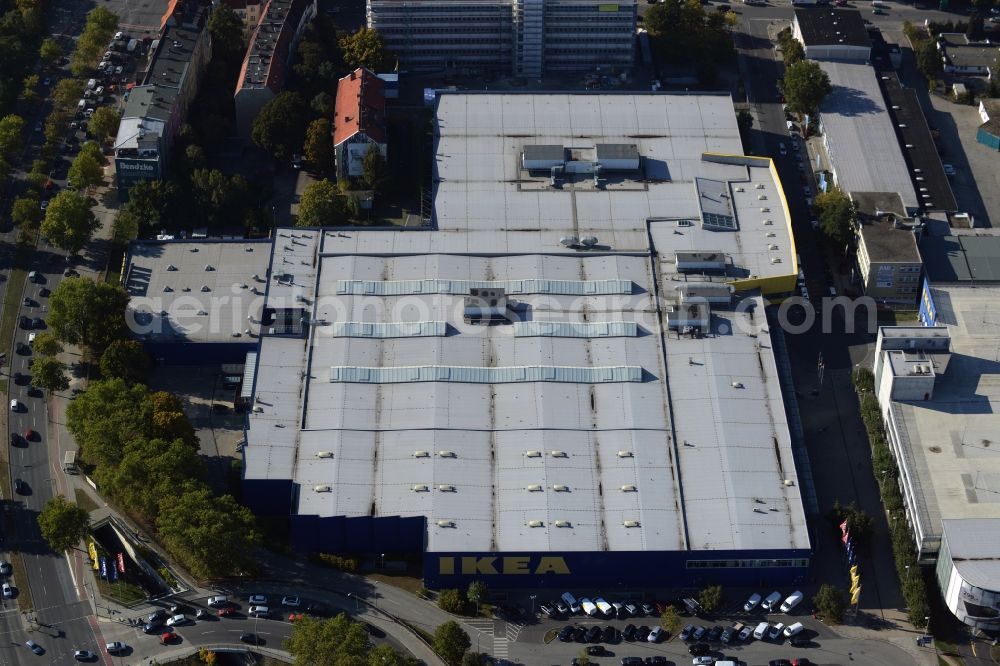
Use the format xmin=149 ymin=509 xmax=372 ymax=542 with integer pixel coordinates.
xmin=63 ymin=450 xmax=77 ymax=473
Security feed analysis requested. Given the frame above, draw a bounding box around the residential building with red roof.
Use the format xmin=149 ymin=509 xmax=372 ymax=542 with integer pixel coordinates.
xmin=333 ymin=68 xmax=387 ymax=180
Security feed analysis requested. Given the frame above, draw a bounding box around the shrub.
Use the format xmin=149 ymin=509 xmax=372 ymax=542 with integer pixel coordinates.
xmin=437 ymin=588 xmax=467 ymax=615
xmin=310 ymin=553 xmax=360 ymax=572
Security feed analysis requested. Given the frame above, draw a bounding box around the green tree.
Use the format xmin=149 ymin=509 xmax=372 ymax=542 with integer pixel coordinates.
xmin=22 ymin=75 xmax=39 ymax=104
xmin=303 ymin=118 xmax=333 ymax=172
xmin=736 ymin=109 xmax=754 ymax=136
xmin=461 ymin=653 xmax=487 ymax=666
xmin=40 ymin=37 xmax=63 ymax=66
xmin=437 ymin=588 xmax=467 ymax=614
xmin=97 ymin=437 xmax=202 ymax=519
xmin=914 ymin=39 xmax=943 ymax=82
xmin=339 ymin=28 xmax=391 ymax=71
xmin=659 ymin=605 xmax=682 ymax=634
xmin=643 ymin=3 xmax=673 ymax=35
xmin=361 ymin=144 xmax=385 ymax=192
xmin=112 ymin=208 xmax=140 ymax=242
xmin=66 ymin=378 xmax=152 ymax=468
xmin=284 ymin=614 xmax=372 ymax=666
xmin=368 ymin=644 xmax=404 ymax=666
xmin=433 ymin=621 xmax=471 ymax=666
xmin=311 ymin=91 xmax=335 ymax=117
xmin=814 ymin=188 xmax=856 ymax=252
xmin=208 ymin=3 xmax=245 ymax=62
xmin=296 ymin=179 xmax=346 ymax=227
xmin=466 ymin=581 xmax=488 ymax=609
xmin=68 ymin=150 xmax=104 ymax=190
xmin=190 ymin=168 xmax=250 ymax=229
xmin=783 ymin=39 xmax=806 ymax=66
xmin=830 ymin=501 xmax=875 ymax=550
xmin=813 ymin=584 xmax=846 ymax=624
xmin=37 ymin=495 xmax=91 ymax=552
xmin=100 ymin=339 xmax=151 ymax=384
xmin=149 ymin=391 xmax=198 ymax=447
xmin=53 ymin=78 xmax=84 ymax=110
xmin=47 ymin=277 xmax=129 ymax=352
xmin=41 ymin=190 xmax=99 ymax=254
xmin=155 ymin=482 xmax=259 ymax=579
xmin=29 ymin=355 xmax=70 ymax=392
xmin=88 ymin=106 xmax=121 ymax=140
xmin=0 ymin=114 xmax=25 ymax=160
xmin=11 ymin=196 xmax=40 ymax=228
xmin=781 ymin=59 xmax=832 ymax=116
xmin=697 ymin=584 xmax=724 ymax=613
xmin=118 ymin=179 xmax=181 ymax=237
xmin=251 ymin=91 xmax=308 ymax=162
xmin=31 ymin=332 xmax=62 ymax=357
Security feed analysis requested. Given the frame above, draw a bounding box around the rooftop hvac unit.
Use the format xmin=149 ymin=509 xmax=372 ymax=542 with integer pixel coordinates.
xmin=768 ymin=244 xmax=779 ymax=250
xmin=437 ymin=450 xmax=456 ymax=458
xmin=580 ymin=236 xmax=598 ymax=247
xmin=766 ymin=232 xmax=776 ymax=238
xmin=560 ymin=235 xmax=579 ymax=247
xmin=413 ymin=450 xmax=430 ymax=458
xmin=412 ymin=484 xmax=429 ymax=492
xmin=528 ymin=520 xmax=544 ymax=527
xmin=315 ymin=451 xmax=333 ymax=458
xmin=437 ymin=520 xmax=455 ymax=527
xmin=554 ymin=520 xmax=571 ymax=527
xmin=758 ymin=194 xmax=767 ymax=201
xmin=763 ymin=219 xmax=774 ymax=225
xmin=760 ymin=207 xmax=770 ymax=213
xmin=620 ymin=484 xmax=637 ymax=492
xmin=735 ymin=186 xmax=744 ymax=193
xmin=623 ymin=520 xmax=640 ymax=527
xmin=771 ymin=257 xmax=782 ymax=264
xmin=756 ymin=183 xmax=765 ymax=189
xmin=552 ymin=484 xmax=569 ymax=492
xmin=526 ymin=484 xmax=543 ymax=492
xmin=617 ymin=450 xmax=633 ymax=458
xmin=550 ymin=450 xmax=568 ymax=458
xmin=525 ymin=450 xmax=542 ymax=457
xmin=437 ymin=484 xmax=456 ymax=492
xmin=313 ymin=485 xmax=332 ymax=493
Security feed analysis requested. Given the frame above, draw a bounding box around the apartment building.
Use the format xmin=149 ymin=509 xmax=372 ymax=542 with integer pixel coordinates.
xmin=223 ymin=0 xmax=265 ymax=40
xmin=854 ymin=202 xmax=923 ymax=307
xmin=366 ymin=0 xmax=636 ymax=77
xmin=234 ymin=0 xmax=317 ymax=140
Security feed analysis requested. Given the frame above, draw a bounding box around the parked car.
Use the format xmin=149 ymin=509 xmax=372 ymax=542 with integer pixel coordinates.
xmin=586 ymin=645 xmax=607 ymax=656
xmin=780 ymin=591 xmax=804 ymax=613
xmin=635 ymin=625 xmax=651 ymax=641
xmin=282 ymin=596 xmax=301 ymax=608
xmin=622 ymin=624 xmax=637 ymax=641
xmin=680 ymin=624 xmax=695 ymax=641
xmin=688 ymin=642 xmax=710 ymax=656
xmin=692 ymin=658 xmax=714 ymax=666
xmin=2 ymin=583 xmax=12 ymax=598
xmin=25 ymin=640 xmax=44 ymax=655
xmin=0 ymin=562 xmax=11 ymax=575
xmin=647 ymin=626 xmax=664 ymax=643
xmin=761 ymin=591 xmax=782 ymax=611
xmin=584 ymin=625 xmax=602 ymax=643
xmin=783 ymin=622 xmax=805 ymax=637
xmin=207 ymin=596 xmax=229 ymax=608
xmin=641 ymin=602 xmax=656 ymax=615
xmin=789 ymin=632 xmax=811 ymax=647
xmin=692 ymin=626 xmax=707 ymax=641
xmin=166 ymin=614 xmax=187 ymax=627
xmin=738 ymin=624 xmax=754 ymax=641
xmin=743 ymin=592 xmax=762 ymax=612
xmin=217 ymin=607 xmax=235 ymax=617
xmin=248 ymin=594 xmax=267 ymax=604
xmin=557 ymin=626 xmax=574 ymax=642
xmin=720 ymin=624 xmax=738 ymax=644
xmin=707 ymin=625 xmax=723 ymax=642
xmin=73 ymin=651 xmax=97 ymax=661
xmin=768 ymin=622 xmax=785 ymax=640
xmin=105 ymin=642 xmax=127 ymax=654
xmin=601 ymin=625 xmax=618 ymax=643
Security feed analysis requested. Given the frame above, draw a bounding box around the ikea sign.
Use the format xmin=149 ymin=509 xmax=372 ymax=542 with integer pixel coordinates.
xmin=438 ymin=556 xmax=571 ymax=576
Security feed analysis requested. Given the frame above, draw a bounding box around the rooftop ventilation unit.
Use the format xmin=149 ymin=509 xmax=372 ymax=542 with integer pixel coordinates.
xmin=580 ymin=236 xmax=598 ymax=247
xmin=763 ymin=219 xmax=773 ymax=226
xmin=550 ymin=451 xmax=568 ymax=458
xmin=437 ymin=484 xmax=456 ymax=492
xmin=770 ymin=257 xmax=782 ymax=264
xmin=464 ymin=287 xmax=508 ymax=325
xmin=412 ymin=484 xmax=429 ymax=492
xmin=617 ymin=450 xmax=633 ymax=458
xmin=554 ymin=520 xmax=571 ymax=527
xmin=768 ymin=244 xmax=779 ymax=250
xmin=525 ymin=450 xmax=542 ymax=458
xmin=756 ymin=183 xmax=765 ymax=189
xmin=413 ymin=451 xmax=430 ymax=458
xmin=623 ymin=520 xmax=640 ymax=527
xmin=735 ymin=186 xmax=744 ymax=193
xmin=438 ymin=450 xmax=456 ymax=458
xmin=315 ymin=451 xmax=333 ymax=458
xmin=552 ymin=484 xmax=569 ymax=492
xmin=757 ymin=194 xmax=767 ymax=201
xmin=560 ymin=235 xmax=579 ymax=247
xmin=528 ymin=520 xmax=544 ymax=527
xmin=313 ymin=485 xmax=332 ymax=493
xmin=437 ymin=520 xmax=455 ymax=527
xmin=526 ymin=484 xmax=543 ymax=492
xmin=620 ymin=484 xmax=637 ymax=492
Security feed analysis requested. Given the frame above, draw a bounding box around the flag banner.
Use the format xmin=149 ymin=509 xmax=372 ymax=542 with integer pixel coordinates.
xmin=88 ymin=542 xmax=99 ymax=570
xmin=851 ymin=585 xmax=861 ymax=605
xmin=110 ymin=563 xmax=118 ymax=582
xmin=116 ymin=552 xmax=126 ymax=574
xmin=849 ymin=550 xmax=857 ymax=565
xmin=840 ymin=519 xmax=849 ymax=535
xmin=99 ymin=556 xmax=108 ymax=579
xmin=850 ymin=565 xmax=859 ymax=578
xmin=850 ymin=579 xmax=860 ymax=594
xmin=841 ymin=529 xmax=850 ymax=545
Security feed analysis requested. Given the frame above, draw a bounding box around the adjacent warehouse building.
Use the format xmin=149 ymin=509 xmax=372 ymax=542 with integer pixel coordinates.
xmin=225 ymin=92 xmax=812 ymax=588
xmin=366 ymin=0 xmax=636 ymax=77
xmin=113 ymin=3 xmax=211 ymax=196
xmin=875 ymin=283 xmax=1000 ymax=632
xmin=792 ymin=7 xmax=871 ymax=62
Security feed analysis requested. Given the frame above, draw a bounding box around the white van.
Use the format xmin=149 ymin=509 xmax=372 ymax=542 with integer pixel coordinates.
xmin=783 ymin=622 xmax=804 ymax=637
xmin=248 ymin=605 xmax=269 ymax=617
xmin=207 ymin=595 xmax=229 ymax=608
xmin=761 ymin=591 xmax=782 ymax=611
xmin=753 ymin=621 xmax=770 ymax=640
xmin=580 ymin=598 xmax=598 ymax=616
xmin=561 ymin=592 xmax=580 ymax=614
xmin=780 ymin=590 xmax=804 ymax=613
xmin=594 ymin=597 xmax=613 ymax=617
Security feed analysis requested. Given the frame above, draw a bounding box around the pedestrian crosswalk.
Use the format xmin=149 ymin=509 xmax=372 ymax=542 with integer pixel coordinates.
xmin=463 ymin=618 xmax=521 ymax=660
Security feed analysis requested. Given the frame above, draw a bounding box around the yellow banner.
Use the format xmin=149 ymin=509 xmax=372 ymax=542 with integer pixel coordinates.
xmin=88 ymin=542 xmax=99 ymax=570
xmin=850 ymin=565 xmax=858 ymax=578
xmin=851 ymin=585 xmax=861 ymax=605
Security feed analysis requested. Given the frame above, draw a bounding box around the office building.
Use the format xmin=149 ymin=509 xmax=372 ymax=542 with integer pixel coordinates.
xmin=792 ymin=7 xmax=872 ymax=63
xmin=333 ymin=68 xmax=387 ymax=181
xmin=366 ymin=0 xmax=636 ymax=77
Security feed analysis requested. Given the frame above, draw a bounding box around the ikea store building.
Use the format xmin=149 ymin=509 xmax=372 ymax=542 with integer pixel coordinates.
xmin=129 ymin=92 xmax=814 ymax=588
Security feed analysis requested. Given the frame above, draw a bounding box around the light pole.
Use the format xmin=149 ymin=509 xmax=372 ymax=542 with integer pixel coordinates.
xmin=529 ymin=594 xmax=536 ymax=617
xmin=380 ymin=553 xmax=385 ymax=570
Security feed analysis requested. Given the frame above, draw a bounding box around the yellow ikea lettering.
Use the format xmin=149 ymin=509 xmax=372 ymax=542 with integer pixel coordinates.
xmin=535 ymin=557 xmax=571 ymax=574
xmin=439 ymin=557 xmax=455 ymax=575
xmin=462 ymin=557 xmax=499 ymax=575
xmin=503 ymin=557 xmax=531 ymax=574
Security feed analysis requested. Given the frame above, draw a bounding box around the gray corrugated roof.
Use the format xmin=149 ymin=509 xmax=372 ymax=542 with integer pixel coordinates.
xmin=335 ymin=278 xmax=633 ymax=296
xmin=942 ymin=518 xmax=1000 ymax=591
xmin=596 ymin=143 xmax=639 ymax=159
xmin=329 ymin=365 xmax=643 ymax=384
xmin=329 ymin=321 xmax=447 ymax=337
xmin=523 ymin=144 xmax=565 ymax=160
xmin=513 ymin=321 xmax=638 ymax=337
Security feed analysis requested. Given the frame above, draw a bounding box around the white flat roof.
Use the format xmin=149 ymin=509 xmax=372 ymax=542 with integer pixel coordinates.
xmin=818 ymin=62 xmax=918 ymax=211
xmin=892 ymin=285 xmax=1000 ymax=542
xmin=125 ymin=240 xmax=271 ymax=343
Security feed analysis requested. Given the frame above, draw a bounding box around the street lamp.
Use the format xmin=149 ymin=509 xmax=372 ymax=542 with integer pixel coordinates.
xmin=529 ymin=595 xmax=536 ymax=617
xmin=380 ymin=553 xmax=385 ymax=570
